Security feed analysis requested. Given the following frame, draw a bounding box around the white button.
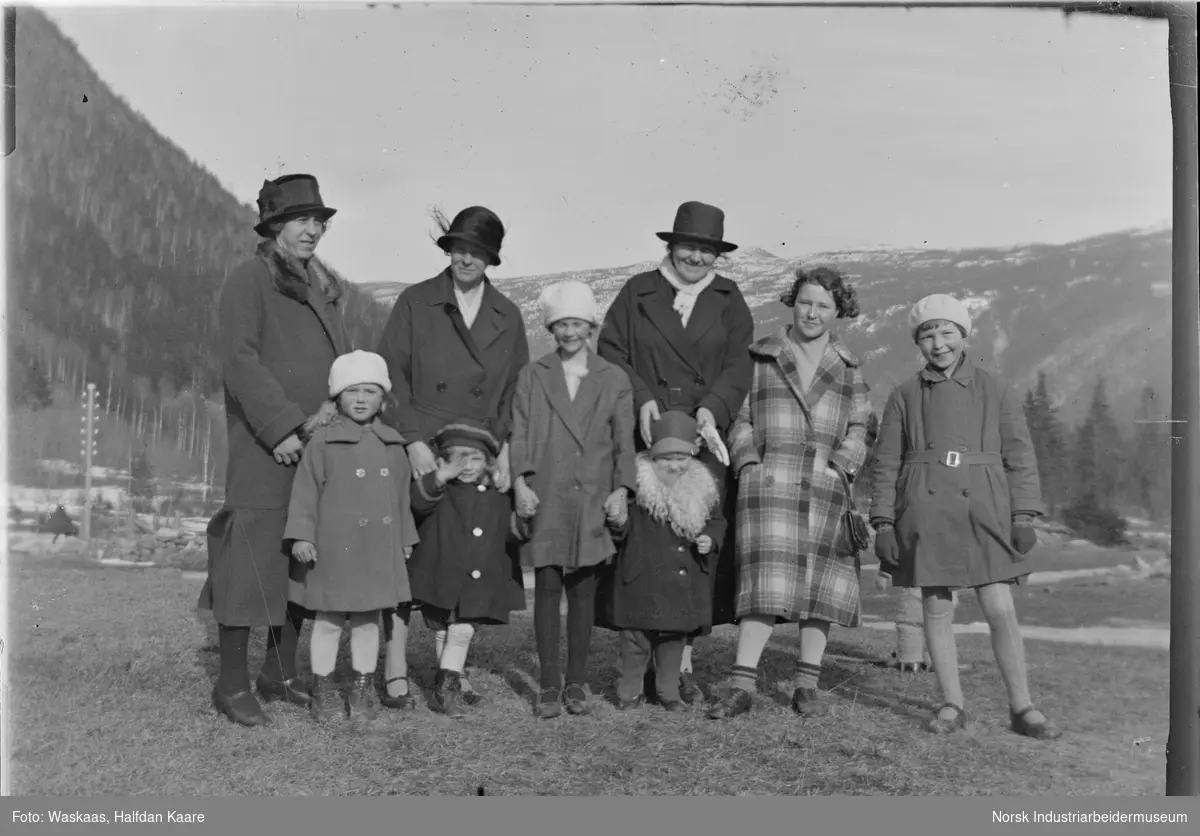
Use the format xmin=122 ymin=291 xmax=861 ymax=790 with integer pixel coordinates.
xmin=382 ymin=516 xmax=392 ymax=525
xmin=472 ymin=527 xmax=483 ymax=537
xmin=356 ymin=468 xmax=366 ymax=478
xmin=380 ymin=467 xmax=390 ymax=477
xmin=477 ymin=484 xmax=487 ymax=492
xmin=471 ymin=569 xmax=482 ymax=579
xmin=359 ymin=519 xmax=368 ymax=527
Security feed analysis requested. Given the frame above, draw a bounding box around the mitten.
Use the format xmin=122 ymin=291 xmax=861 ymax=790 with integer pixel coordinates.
xmin=1011 ymin=515 xmax=1037 ymax=555
xmin=874 ymin=526 xmax=900 ymax=569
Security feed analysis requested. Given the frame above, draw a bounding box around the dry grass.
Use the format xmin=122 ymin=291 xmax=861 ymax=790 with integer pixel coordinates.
xmin=7 ymin=557 xmax=1167 ymax=796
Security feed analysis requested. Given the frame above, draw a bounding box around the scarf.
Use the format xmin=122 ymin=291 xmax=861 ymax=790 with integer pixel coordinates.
xmin=256 ymin=239 xmax=342 ymax=306
xmin=658 ymin=256 xmax=716 ymax=328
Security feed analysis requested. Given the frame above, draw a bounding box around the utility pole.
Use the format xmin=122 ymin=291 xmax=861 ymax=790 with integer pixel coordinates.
xmin=79 ymin=383 xmax=98 ymax=542
xmin=1164 ymin=2 xmax=1199 ymax=797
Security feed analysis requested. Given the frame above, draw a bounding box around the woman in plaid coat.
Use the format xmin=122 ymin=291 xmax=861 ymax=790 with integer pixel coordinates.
xmin=708 ymin=267 xmax=875 ymax=721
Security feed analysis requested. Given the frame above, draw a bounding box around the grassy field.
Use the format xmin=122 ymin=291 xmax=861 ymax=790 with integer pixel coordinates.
xmin=7 ymin=550 xmax=1168 ymax=797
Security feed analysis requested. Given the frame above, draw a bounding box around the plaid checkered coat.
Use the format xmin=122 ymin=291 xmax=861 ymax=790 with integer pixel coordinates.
xmin=727 ymin=327 xmax=875 ymax=626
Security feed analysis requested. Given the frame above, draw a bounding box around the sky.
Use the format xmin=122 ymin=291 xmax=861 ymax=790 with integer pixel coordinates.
xmin=43 ymin=1 xmax=1173 ymax=285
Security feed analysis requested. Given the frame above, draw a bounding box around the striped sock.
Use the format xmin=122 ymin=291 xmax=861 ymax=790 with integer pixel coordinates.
xmin=730 ymin=665 xmax=758 ymax=694
xmin=796 ymin=662 xmax=822 ymax=691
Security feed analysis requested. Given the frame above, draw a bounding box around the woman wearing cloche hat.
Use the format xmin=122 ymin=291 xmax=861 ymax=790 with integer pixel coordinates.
xmin=596 ymin=201 xmax=755 ymax=706
xmin=198 ymin=173 xmax=348 ymax=727
xmin=374 ymin=206 xmax=529 ymax=707
xmin=869 ymin=293 xmax=1060 ymax=739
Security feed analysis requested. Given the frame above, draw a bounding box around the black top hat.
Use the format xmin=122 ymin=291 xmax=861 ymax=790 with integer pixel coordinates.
xmin=656 ymin=201 xmax=737 ymax=253
xmin=437 ymin=206 xmax=506 ymax=267
xmin=255 ymin=174 xmax=337 ymax=237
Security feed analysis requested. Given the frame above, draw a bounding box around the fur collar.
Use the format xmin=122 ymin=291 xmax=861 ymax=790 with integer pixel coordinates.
xmin=633 ymin=453 xmax=719 ymax=542
xmin=256 ymin=239 xmax=343 ymax=305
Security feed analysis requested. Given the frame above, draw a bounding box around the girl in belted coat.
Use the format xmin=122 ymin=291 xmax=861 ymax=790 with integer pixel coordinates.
xmin=406 ymin=419 xmax=526 ymax=717
xmin=375 ymin=206 xmax=529 ymax=706
xmin=285 ymin=351 xmax=420 ymax=724
xmin=511 ymin=280 xmax=638 ymax=719
xmin=596 ymin=411 xmax=727 ymax=711
xmin=597 ymin=201 xmax=753 ymax=704
xmin=870 ymin=294 xmax=1061 ymax=740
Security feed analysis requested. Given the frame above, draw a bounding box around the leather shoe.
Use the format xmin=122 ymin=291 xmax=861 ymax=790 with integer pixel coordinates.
xmin=1011 ymin=706 xmax=1061 ymax=740
xmin=564 ymin=684 xmax=591 ymax=716
xmin=616 ymin=695 xmax=645 ymax=711
xmin=706 ymin=687 xmax=753 ymax=720
xmin=791 ymin=687 xmax=830 ymax=717
xmin=212 ymin=684 xmax=270 ymax=727
xmin=256 ymin=674 xmax=313 ymax=709
xmin=679 ymin=672 xmax=704 ymax=706
xmin=535 ymin=687 xmax=563 ymax=719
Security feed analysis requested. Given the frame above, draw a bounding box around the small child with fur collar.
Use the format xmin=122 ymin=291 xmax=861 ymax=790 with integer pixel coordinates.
xmin=595 ymin=411 xmax=727 ymax=711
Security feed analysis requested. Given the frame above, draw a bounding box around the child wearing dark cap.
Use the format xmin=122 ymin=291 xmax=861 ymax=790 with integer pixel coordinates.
xmin=405 ymin=418 xmax=526 ymax=717
xmin=596 ymin=411 xmax=727 ymax=711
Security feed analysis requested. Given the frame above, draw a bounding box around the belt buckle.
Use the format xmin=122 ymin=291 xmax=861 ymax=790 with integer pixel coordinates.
xmin=668 ymin=387 xmax=683 ymax=405
xmin=942 ymin=451 xmax=961 ymax=468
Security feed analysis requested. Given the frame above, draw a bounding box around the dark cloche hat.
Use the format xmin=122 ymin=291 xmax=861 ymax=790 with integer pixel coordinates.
xmin=437 ymin=206 xmax=506 ymax=267
xmin=255 ymin=174 xmax=337 ymax=237
xmin=656 ymin=201 xmax=738 ymax=253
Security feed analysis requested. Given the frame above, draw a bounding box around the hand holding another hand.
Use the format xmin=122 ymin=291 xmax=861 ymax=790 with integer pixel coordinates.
xmin=292 ymin=540 xmax=317 ymax=564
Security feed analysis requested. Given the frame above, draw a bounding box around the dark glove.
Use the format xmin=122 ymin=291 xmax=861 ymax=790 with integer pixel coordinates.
xmin=874 ymin=527 xmax=900 ymax=570
xmin=1011 ymin=519 xmax=1038 ymax=555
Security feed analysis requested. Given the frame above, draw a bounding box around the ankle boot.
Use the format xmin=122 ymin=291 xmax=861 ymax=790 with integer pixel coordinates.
xmin=310 ymin=674 xmax=343 ymax=723
xmin=431 ymin=669 xmax=467 ymax=718
xmin=347 ymin=673 xmax=377 ymax=722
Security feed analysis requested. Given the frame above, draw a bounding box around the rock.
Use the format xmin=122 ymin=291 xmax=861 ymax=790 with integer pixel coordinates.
xmin=156 ymin=528 xmax=182 ymax=540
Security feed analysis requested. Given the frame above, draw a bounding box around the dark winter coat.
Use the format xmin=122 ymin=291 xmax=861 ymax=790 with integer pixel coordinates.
xmin=217 ymin=240 xmax=349 ymax=510
xmin=596 ymin=268 xmax=754 ymax=435
xmin=868 ymin=357 xmax=1045 ymax=589
xmin=376 ymin=270 xmax=529 ymax=446
xmin=283 ymin=418 xmax=420 ymax=613
xmin=406 ymin=472 xmax=526 ymax=624
xmin=509 ymin=351 xmax=638 ymax=571
xmin=595 ymin=454 xmax=727 ymax=634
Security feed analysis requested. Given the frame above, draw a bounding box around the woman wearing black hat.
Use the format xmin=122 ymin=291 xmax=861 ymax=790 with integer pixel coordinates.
xmin=199 ymin=174 xmax=348 ymax=726
xmin=597 ymin=201 xmax=755 ymax=705
xmin=375 ymin=206 xmax=529 ymax=708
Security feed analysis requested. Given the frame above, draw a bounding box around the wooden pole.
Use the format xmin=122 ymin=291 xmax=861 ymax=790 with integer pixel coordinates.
xmin=81 ymin=383 xmax=96 ymax=542
xmin=1165 ymin=2 xmax=1200 ymax=798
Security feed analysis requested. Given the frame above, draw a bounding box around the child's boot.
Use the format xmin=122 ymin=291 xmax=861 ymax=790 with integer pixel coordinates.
xmin=431 ymin=669 xmax=467 ymax=718
xmin=380 ymin=676 xmax=416 ymax=711
xmin=310 ymin=674 xmax=343 ymax=723
xmin=347 ymin=672 xmax=377 ymax=722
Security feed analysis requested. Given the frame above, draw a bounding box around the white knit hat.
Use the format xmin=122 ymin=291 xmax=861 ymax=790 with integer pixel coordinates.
xmin=328 ymin=350 xmax=392 ymax=397
xmin=540 ymin=280 xmax=600 ymax=329
xmin=909 ymin=294 xmax=972 ymax=338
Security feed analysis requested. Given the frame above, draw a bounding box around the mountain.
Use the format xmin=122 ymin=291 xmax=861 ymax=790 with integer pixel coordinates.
xmin=6 ymin=9 xmax=389 ymax=482
xmin=367 ymin=228 xmax=1173 ymax=427
xmin=6 ymin=8 xmax=389 ymax=398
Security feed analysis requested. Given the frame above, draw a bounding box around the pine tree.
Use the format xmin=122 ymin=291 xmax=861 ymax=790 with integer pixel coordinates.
xmin=130 ymin=445 xmax=156 ymax=510
xmin=1073 ymin=376 xmax=1123 ymax=508
xmin=1024 ymin=372 xmax=1068 ymax=515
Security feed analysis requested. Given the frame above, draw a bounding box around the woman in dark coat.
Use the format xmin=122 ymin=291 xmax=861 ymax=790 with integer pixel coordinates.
xmin=596 ymin=201 xmax=753 ymax=704
xmin=198 ymin=174 xmax=347 ymax=727
xmin=375 ymin=206 xmax=529 ymax=706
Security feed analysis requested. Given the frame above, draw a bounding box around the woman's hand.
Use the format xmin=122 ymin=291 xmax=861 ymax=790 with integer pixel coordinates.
xmin=695 ymin=407 xmax=716 ymax=433
xmin=494 ymin=443 xmax=513 ymax=494
xmin=403 ymin=546 xmax=413 ymax=561
xmin=874 ymin=525 xmax=900 ymax=570
xmin=407 ymin=441 xmax=438 ymax=478
xmin=273 ymin=433 xmax=304 ymax=466
xmin=514 ymin=476 xmax=539 ymax=518
xmin=696 ymin=535 xmax=714 ymax=555
xmin=1011 ymin=516 xmax=1037 ymax=555
xmin=292 ymin=540 xmax=317 ymax=564
xmin=638 ymin=401 xmax=661 ymax=447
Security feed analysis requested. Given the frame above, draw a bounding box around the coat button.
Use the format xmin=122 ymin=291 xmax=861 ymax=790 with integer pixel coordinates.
xmin=359 ymin=519 xmax=368 ymax=527
xmin=436 ymin=382 xmax=447 ymax=392
xmin=574 ymin=482 xmax=582 ymax=491
xmin=694 ymin=377 xmax=704 ymax=386
xmin=678 ymin=568 xmax=687 ymax=575
xmin=471 ymin=387 xmax=483 ymax=398
xmin=928 ymin=488 xmax=937 ymax=495
xmin=382 ymin=516 xmax=392 ymax=525
xmin=471 ymin=570 xmax=481 ymax=579
xmin=677 ymin=546 xmax=686 ymax=552
xmin=801 ymin=479 xmax=811 ymax=490
xmin=962 ymin=489 xmax=970 ymax=498
xmin=926 ymin=442 xmax=937 ymax=450
xmin=657 ymin=378 xmax=667 ymax=387
xmin=356 ymin=468 xmax=366 ymax=478
xmin=380 ymin=467 xmax=390 ymax=477
xmin=477 ymin=484 xmax=487 ymax=492
xmin=473 ymin=527 xmax=483 ymax=537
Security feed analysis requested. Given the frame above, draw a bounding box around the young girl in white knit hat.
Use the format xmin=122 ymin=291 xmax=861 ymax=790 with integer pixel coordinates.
xmin=284 ymin=350 xmax=420 ymax=723
xmin=869 ymin=294 xmax=1060 ymax=739
xmin=510 ymin=279 xmax=638 ymax=718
